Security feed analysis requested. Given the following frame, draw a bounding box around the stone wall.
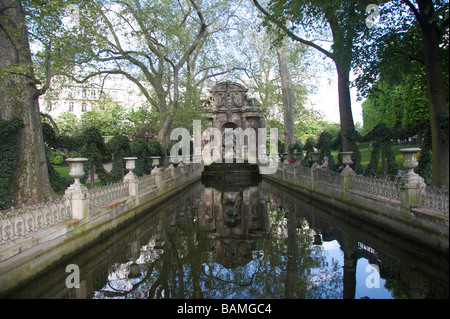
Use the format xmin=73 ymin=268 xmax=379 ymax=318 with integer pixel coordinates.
xmin=263 ymin=153 xmax=448 ymax=255
xmin=0 ymin=159 xmax=203 ymax=296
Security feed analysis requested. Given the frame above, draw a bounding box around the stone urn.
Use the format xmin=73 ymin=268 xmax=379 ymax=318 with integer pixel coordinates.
xmin=399 ymin=148 xmax=421 ymax=176
xmin=151 ymin=156 xmax=161 ymax=175
xmin=293 ymin=152 xmax=302 ymax=162
xmin=339 ymin=151 xmax=355 ymax=175
xmin=398 ymin=148 xmax=424 ymax=209
xmin=124 ymin=157 xmax=137 ymax=172
xmin=310 ymin=152 xmax=320 ymax=168
xmin=340 ymin=151 xmax=353 ymax=167
xmin=151 ymin=156 xmax=161 ymax=167
xmin=66 ymin=158 xmax=88 ymax=185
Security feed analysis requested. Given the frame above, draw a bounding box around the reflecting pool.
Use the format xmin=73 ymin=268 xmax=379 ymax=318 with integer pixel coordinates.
xmin=6 ymin=179 xmax=449 ymax=299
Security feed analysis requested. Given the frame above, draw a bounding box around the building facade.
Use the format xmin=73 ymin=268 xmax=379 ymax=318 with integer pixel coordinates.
xmin=39 ymin=74 xmax=149 ymax=119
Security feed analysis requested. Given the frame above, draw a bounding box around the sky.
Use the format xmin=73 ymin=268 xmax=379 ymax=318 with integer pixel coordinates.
xmin=310 ymin=73 xmax=364 ymax=125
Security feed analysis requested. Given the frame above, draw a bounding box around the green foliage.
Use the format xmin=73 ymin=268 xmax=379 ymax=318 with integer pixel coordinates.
xmin=107 ymin=135 xmax=132 ymax=182
xmin=0 ymin=117 xmax=24 ymax=210
xmin=302 ymin=137 xmax=316 ymax=166
xmin=384 ymin=145 xmax=398 ymax=177
xmin=41 ymin=120 xmax=78 ymax=150
xmin=332 ymin=130 xmax=363 ymax=174
xmin=47 ymin=160 xmax=73 ymax=194
xmin=130 ymin=139 xmax=153 ymax=176
xmin=361 ymin=75 xmax=429 ymax=136
xmin=288 ymin=141 xmax=303 ymax=157
xmin=41 ymin=118 xmax=74 ymax=193
xmin=54 ymin=111 xmax=80 ymax=136
xmin=43 ymin=114 xmax=163 ymax=189
xmin=346 ymin=128 xmax=363 ymax=174
xmin=362 ymin=123 xmax=398 ymax=177
xmin=148 ymin=140 xmax=165 ymax=165
xmin=51 ymin=154 xmax=66 ymax=166
xmin=365 ymin=143 xmax=380 ymax=177
xmin=416 ymin=124 xmax=432 ymax=184
xmin=81 ymin=103 xmax=130 ymax=136
xmin=316 ymin=131 xmax=336 ymax=169
xmin=278 ymin=140 xmax=285 ymax=154
xmin=79 ymin=127 xmax=112 ymax=185
xmin=126 ymin=107 xmax=161 ymax=140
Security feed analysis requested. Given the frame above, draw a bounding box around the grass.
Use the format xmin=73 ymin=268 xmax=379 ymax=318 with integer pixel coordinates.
xmin=331 ymin=143 xmax=421 ymax=174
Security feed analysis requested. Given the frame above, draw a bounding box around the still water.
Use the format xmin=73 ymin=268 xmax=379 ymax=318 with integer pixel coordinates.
xmin=7 ymin=179 xmax=449 ymax=299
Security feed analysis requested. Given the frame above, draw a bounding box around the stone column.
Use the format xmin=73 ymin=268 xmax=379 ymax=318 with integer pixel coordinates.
xmin=399 ymin=148 xmax=425 ymax=211
xmin=310 ymin=152 xmax=320 ymax=188
xmin=168 ymin=157 xmax=176 ymax=179
xmin=151 ymin=156 xmax=161 ymax=187
xmin=178 ymin=161 xmax=184 ymax=177
xmin=65 ymin=158 xmax=89 ymax=221
xmin=124 ymin=157 xmax=138 ymax=197
xmin=340 ymin=151 xmax=356 ymax=193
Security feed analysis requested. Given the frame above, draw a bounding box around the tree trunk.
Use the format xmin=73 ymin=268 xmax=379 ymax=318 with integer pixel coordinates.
xmin=157 ymin=115 xmax=173 ymax=166
xmin=381 ymin=146 xmax=386 ymax=177
xmin=418 ymin=0 xmax=449 ymax=188
xmin=276 ymin=43 xmax=295 ymax=157
xmin=0 ymin=0 xmax=55 ymax=205
xmin=90 ymin=162 xmax=95 ymax=189
xmin=335 ymin=62 xmax=355 ymax=153
xmin=41 ymin=112 xmax=71 ymax=158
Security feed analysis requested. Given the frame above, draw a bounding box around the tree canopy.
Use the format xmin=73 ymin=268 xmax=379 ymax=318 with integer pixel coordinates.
xmin=0 ymin=0 xmax=448 ymax=207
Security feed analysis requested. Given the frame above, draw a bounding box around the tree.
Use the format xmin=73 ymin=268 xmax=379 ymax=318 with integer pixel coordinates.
xmin=276 ymin=31 xmax=296 ymax=155
xmin=49 ymin=0 xmax=208 ymax=158
xmin=0 ymin=0 xmax=55 ymax=205
xmin=316 ymin=131 xmax=336 ymax=169
xmin=361 ymin=74 xmax=429 ymax=137
xmin=49 ymin=0 xmax=244 ymax=163
xmin=221 ymin=2 xmax=314 ymax=147
xmin=253 ymin=0 xmax=373 ymax=153
xmin=363 ymin=123 xmax=398 ymax=177
xmin=354 ymin=0 xmax=448 ymax=187
xmin=401 ymin=0 xmax=449 ymax=188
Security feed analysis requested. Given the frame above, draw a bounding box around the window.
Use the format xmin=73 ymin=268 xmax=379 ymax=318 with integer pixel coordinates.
xmin=69 ymin=102 xmax=74 ymax=112
xmin=82 ymin=88 xmax=87 ymax=99
xmin=112 ymin=90 xmax=118 ymax=100
xmin=91 ymin=89 xmax=96 ymax=99
xmin=82 ymin=103 xmax=87 ymax=112
xmin=46 ymin=101 xmax=52 ymax=112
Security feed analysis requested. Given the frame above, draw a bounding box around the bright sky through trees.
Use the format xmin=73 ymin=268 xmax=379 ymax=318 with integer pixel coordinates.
xmin=310 ymin=72 xmax=363 ymax=124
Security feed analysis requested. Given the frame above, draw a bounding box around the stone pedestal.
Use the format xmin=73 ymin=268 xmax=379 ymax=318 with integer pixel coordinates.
xmin=310 ymin=152 xmax=320 ymax=184
xmin=64 ymin=158 xmax=89 ymax=220
xmin=168 ymin=157 xmax=176 ymax=179
xmin=340 ymin=151 xmax=356 ymax=192
xmin=399 ymin=148 xmax=425 ymax=210
xmin=124 ymin=157 xmax=138 ymax=197
xmin=151 ymin=156 xmax=162 ymax=186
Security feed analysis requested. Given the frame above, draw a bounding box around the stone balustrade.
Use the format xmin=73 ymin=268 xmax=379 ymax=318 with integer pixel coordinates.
xmin=0 ymin=156 xmax=203 ymax=295
xmin=273 ymin=149 xmax=448 ymax=216
xmin=265 ymin=148 xmax=448 ymax=254
xmin=0 ymin=157 xmax=203 ymax=247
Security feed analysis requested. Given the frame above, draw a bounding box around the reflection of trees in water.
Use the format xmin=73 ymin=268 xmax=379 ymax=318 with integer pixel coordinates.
xmin=93 ymin=191 xmax=344 ymax=299
xmin=258 ymin=200 xmax=343 ymax=299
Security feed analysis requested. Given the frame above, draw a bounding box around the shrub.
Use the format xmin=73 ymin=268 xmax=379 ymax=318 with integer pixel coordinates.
xmin=0 ymin=117 xmax=24 ymax=209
